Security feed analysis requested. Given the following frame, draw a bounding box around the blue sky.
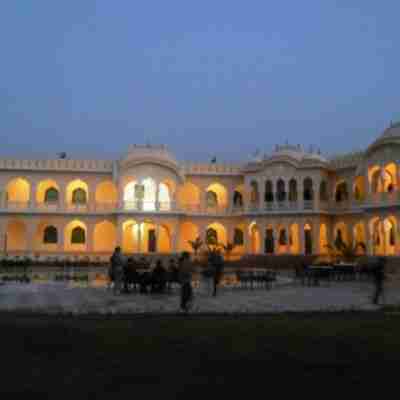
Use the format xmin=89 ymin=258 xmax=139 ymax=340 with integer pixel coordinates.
xmin=0 ymin=1 xmax=399 ymax=162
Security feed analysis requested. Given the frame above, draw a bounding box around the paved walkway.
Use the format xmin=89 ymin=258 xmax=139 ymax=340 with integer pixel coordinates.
xmin=1 ymin=277 xmax=399 ymax=314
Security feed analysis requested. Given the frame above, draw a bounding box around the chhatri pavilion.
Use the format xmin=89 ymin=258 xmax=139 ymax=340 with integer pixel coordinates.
xmin=1 ymin=122 xmax=400 ymax=259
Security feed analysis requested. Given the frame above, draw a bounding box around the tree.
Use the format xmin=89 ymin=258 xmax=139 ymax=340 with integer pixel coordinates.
xmin=187 ymin=236 xmax=203 ymax=259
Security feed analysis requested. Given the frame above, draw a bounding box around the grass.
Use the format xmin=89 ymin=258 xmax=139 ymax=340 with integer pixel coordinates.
xmin=0 ymin=312 xmax=399 ymax=397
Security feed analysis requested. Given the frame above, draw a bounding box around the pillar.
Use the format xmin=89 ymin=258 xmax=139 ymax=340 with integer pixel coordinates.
xmin=29 ymin=182 xmax=37 ymax=209
xmin=27 ymin=220 xmax=36 ymax=256
xmin=259 ymin=223 xmax=266 ymax=254
xmin=259 ymin=178 xmax=265 ymax=211
xmin=299 ymin=223 xmax=305 ymax=255
xmin=58 ymin=224 xmax=65 ymax=254
xmin=172 ymin=223 xmax=180 ymax=253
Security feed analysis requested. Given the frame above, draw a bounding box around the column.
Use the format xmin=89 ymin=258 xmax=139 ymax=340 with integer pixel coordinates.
xmin=155 ymin=182 xmax=160 ymax=211
xmin=27 ymin=219 xmax=36 ymax=256
xmin=243 ymin=223 xmax=250 ymax=254
xmin=172 ymin=223 xmax=180 ymax=253
xmin=285 ymin=222 xmax=291 ymax=254
xmin=259 ymin=223 xmax=266 ymax=254
xmin=298 ymin=180 xmax=304 ymax=210
xmin=58 ymin=224 xmax=65 ymax=254
xmin=259 ymin=178 xmax=265 ymax=211
xmin=0 ymin=219 xmax=6 ymax=255
xmin=86 ymin=222 xmax=95 ymax=254
xmin=299 ymin=222 xmax=305 ymax=255
xmin=243 ymin=181 xmax=251 ymax=212
xmin=312 ymin=220 xmax=319 ymax=255
xmin=29 ymin=182 xmax=37 ymax=209
xmin=314 ymin=180 xmax=321 ymax=211
xmin=59 ymin=182 xmax=67 ymax=211
xmin=200 ymin=188 xmax=207 ymax=213
xmin=155 ymin=223 xmax=160 ymax=252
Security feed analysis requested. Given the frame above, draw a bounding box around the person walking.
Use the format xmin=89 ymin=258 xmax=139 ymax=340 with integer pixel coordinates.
xmin=372 ymin=257 xmax=386 ymax=305
xmin=209 ymin=249 xmax=224 ymax=297
xmin=110 ymin=246 xmax=126 ymax=295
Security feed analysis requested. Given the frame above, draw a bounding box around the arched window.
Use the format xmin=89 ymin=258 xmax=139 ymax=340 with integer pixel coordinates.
xmin=44 ymin=187 xmax=59 ymax=203
xmin=390 ymin=226 xmax=396 ymax=246
xmin=335 ymin=229 xmax=345 ymax=249
xmin=335 ymin=182 xmax=348 ymax=202
xmin=233 ymin=191 xmax=243 ymax=207
xmin=319 ymin=181 xmax=328 ymax=201
xmin=72 ymin=188 xmax=87 ymax=205
xmin=43 ymin=226 xmax=58 ymax=244
xmin=279 ymin=229 xmax=287 ymax=245
xmin=234 ymin=228 xmax=244 ymax=246
xmin=265 ymin=229 xmax=274 ymax=254
xmin=206 ymin=191 xmax=218 ymax=208
xmin=71 ymin=227 xmax=86 ymax=244
xmin=265 ymin=181 xmax=274 ymax=202
xmin=277 ymin=179 xmax=286 ymax=202
xmin=303 ymin=178 xmax=313 ymax=201
xmin=206 ymin=228 xmax=218 ymax=245
xmin=289 ymin=179 xmax=297 ymax=202
xmin=250 ymin=181 xmax=259 ymax=203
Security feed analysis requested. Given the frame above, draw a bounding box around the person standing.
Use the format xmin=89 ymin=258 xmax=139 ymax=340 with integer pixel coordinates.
xmin=372 ymin=257 xmax=386 ymax=305
xmin=110 ymin=246 xmax=126 ymax=295
xmin=209 ymin=249 xmax=224 ymax=297
xmin=179 ymin=252 xmax=193 ymax=312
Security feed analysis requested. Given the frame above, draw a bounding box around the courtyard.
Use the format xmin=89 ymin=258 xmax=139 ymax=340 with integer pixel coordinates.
xmin=1 ymin=274 xmax=400 ymax=314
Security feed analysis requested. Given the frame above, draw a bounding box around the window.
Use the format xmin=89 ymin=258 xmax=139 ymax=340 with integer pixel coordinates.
xmin=72 ymin=188 xmax=87 ymax=205
xmin=206 ymin=191 xmax=218 ymax=208
xmin=206 ymin=228 xmax=218 ymax=245
xmin=43 ymin=226 xmax=58 ymax=244
xmin=71 ymin=227 xmax=86 ymax=244
xmin=233 ymin=229 xmax=244 ymax=246
xmin=279 ymin=229 xmax=287 ymax=246
xmin=44 ymin=187 xmax=59 ymax=203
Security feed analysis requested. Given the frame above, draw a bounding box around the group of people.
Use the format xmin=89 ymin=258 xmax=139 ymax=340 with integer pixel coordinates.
xmin=109 ymin=247 xmax=198 ymax=312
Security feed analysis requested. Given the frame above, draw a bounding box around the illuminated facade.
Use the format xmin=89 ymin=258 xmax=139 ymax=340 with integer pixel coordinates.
xmin=1 ymin=122 xmax=400 ymax=259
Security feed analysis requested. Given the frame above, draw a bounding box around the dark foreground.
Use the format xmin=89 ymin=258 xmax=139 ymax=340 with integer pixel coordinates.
xmin=1 ymin=312 xmax=399 ymax=397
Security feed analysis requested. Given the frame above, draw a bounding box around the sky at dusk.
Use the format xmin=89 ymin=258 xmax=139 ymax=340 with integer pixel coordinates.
xmin=1 ymin=1 xmax=399 ymax=162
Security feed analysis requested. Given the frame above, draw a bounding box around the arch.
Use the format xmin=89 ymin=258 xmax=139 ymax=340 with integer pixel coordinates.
xmin=334 ymin=222 xmax=349 ymax=249
xmin=158 ymin=182 xmax=171 ymax=211
xmin=319 ymin=224 xmax=328 ymax=255
xmin=36 ymin=180 xmax=60 ymax=203
xmin=206 ymin=222 xmax=227 ymax=247
xmin=233 ymin=184 xmax=244 ymax=208
xmin=304 ymin=223 xmax=313 ymax=255
xmin=43 ymin=226 xmax=58 ymax=244
xmin=353 ymin=176 xmax=365 ymax=201
xmin=157 ymin=224 xmax=171 ymax=253
xmin=206 ymin=183 xmax=228 ymax=209
xmin=335 ymin=181 xmax=349 ymax=202
xmin=6 ymin=220 xmax=27 ymax=252
xmin=276 ymin=179 xmax=286 ymax=202
xmin=383 ymin=216 xmax=397 ymax=255
xmin=34 ymin=221 xmax=59 ymax=252
xmin=265 ymin=226 xmax=275 ymax=254
xmin=178 ymin=182 xmax=200 ymax=210
xmin=95 ymin=181 xmax=118 ymax=204
xmin=123 ymin=178 xmax=157 ymax=211
xmin=265 ymin=180 xmax=274 ymax=202
xmin=369 ymin=217 xmax=383 ymax=255
xmin=319 ymin=180 xmax=328 ymax=202
xmin=66 ymin=180 xmax=89 ymax=205
xmin=179 ymin=222 xmax=200 ymax=253
xmin=94 ymin=221 xmax=117 ymax=252
xmin=303 ymin=178 xmax=313 ymax=201
xmin=64 ymin=220 xmax=87 ymax=252
xmin=289 ymin=179 xmax=298 ymax=202
xmin=233 ymin=224 xmax=245 ymax=255
xmin=277 ymin=226 xmax=288 ymax=254
xmin=289 ymin=224 xmax=300 ymax=254
xmin=142 ymin=178 xmax=157 ymax=211
xmin=384 ymin=163 xmax=397 ymax=192
xmin=249 ymin=222 xmax=260 ymax=254
xmin=250 ymin=180 xmax=259 ymax=205
xmin=6 ymin=178 xmax=30 ymax=204
xmin=206 ymin=190 xmax=218 ymax=208
xmin=353 ymin=222 xmax=366 ymax=255
xmin=122 ymin=219 xmax=140 ymax=253
xmin=369 ymin=165 xmax=382 ymax=193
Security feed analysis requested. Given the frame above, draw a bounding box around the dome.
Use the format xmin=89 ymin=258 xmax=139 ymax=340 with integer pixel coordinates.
xmin=380 ymin=121 xmax=400 ymax=139
xmin=119 ymin=144 xmax=184 ymax=180
xmin=267 ymin=144 xmax=327 ymax=164
xmin=366 ymin=122 xmax=400 ymax=155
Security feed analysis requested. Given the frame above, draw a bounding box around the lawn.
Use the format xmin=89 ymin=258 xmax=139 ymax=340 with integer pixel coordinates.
xmin=1 ymin=312 xmax=398 ymax=397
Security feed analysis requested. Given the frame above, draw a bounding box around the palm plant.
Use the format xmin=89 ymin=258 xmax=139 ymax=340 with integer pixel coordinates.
xmin=326 ymin=239 xmax=366 ymax=263
xmin=222 ymin=241 xmax=237 ymax=261
xmin=188 ymin=236 xmax=203 ymax=259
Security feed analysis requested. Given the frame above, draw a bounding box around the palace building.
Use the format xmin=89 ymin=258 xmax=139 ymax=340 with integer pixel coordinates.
xmin=1 ymin=122 xmax=400 ymax=259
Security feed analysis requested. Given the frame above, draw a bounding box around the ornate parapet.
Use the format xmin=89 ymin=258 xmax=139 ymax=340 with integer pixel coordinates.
xmin=182 ymin=162 xmax=243 ymax=176
xmin=0 ymin=158 xmax=114 ymax=173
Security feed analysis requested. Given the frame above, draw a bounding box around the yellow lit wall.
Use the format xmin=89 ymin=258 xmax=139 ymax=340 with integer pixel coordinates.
xmin=179 ymin=222 xmax=199 ymax=252
xmin=179 ymin=182 xmax=200 ymax=207
xmin=206 ymin=183 xmax=228 ymax=207
xmin=290 ymin=224 xmax=299 ymax=254
xmin=6 ymin=220 xmax=27 ymax=251
xmin=95 ymin=181 xmax=118 ymax=204
xmin=6 ymin=178 xmax=30 ymax=203
xmin=94 ymin=221 xmax=116 ymax=252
